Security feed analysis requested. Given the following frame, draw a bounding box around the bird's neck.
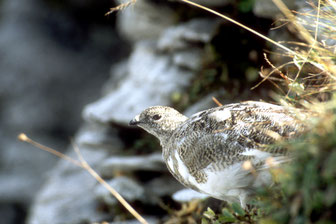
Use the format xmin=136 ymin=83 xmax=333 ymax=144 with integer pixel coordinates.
xmin=157 ymin=117 xmax=187 ymax=147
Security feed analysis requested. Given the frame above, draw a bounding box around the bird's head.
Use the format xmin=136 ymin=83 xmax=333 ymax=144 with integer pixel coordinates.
xmin=129 ymin=106 xmax=187 ymax=142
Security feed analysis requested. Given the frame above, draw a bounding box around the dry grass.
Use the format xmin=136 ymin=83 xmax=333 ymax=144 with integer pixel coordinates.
xmin=105 ymin=0 xmax=137 ymax=16
xmin=18 ymin=133 xmax=149 ymax=224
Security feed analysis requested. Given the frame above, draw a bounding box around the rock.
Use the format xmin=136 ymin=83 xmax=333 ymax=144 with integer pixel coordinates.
xmin=97 ymin=166 xmax=184 ymax=206
xmin=102 ymin=61 xmax=129 ymax=95
xmin=83 ymin=41 xmax=194 ymax=124
xmin=145 ymin=176 xmax=184 ymax=198
xmin=157 ymin=18 xmax=220 ymax=51
xmin=172 ymin=49 xmax=204 ymax=71
xmin=83 ymin=18 xmax=220 ymax=125
xmin=253 ymin=0 xmax=298 ymax=19
xmin=99 ymin=153 xmax=166 ymax=177
xmin=297 ymin=6 xmax=336 ymax=48
xmin=116 ymin=0 xmax=176 ymax=42
xmin=76 ymin=123 xmax=124 ymax=151
xmin=27 ymin=144 xmax=111 ymax=224
xmin=189 ymin=0 xmax=233 ymax=7
xmin=183 ymin=90 xmax=228 ymax=117
xmin=108 ymin=217 xmax=159 ymax=224
xmin=96 ymin=175 xmax=184 ymax=207
xmin=95 ymin=176 xmax=145 ymax=206
xmin=0 ymin=135 xmax=61 ymax=203
xmin=172 ymin=189 xmax=209 ymax=203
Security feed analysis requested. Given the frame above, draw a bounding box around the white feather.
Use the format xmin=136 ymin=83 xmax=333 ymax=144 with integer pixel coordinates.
xmin=208 ymin=110 xmax=231 ymax=122
xmin=197 ymin=163 xmax=254 ymax=204
xmin=166 ymin=156 xmax=174 ymax=172
xmin=242 ymin=149 xmax=271 ymax=160
xmin=174 ymin=150 xmax=198 ymax=186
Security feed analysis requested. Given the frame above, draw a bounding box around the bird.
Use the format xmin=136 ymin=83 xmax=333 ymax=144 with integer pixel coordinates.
xmin=129 ymin=101 xmax=306 ymax=208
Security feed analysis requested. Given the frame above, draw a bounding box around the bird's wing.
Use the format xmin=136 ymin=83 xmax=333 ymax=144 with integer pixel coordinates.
xmin=169 ymin=101 xmax=304 ymax=173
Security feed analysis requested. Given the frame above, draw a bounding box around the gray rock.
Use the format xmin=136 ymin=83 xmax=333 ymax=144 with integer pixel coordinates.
xmin=145 ymin=176 xmax=184 ymax=197
xmin=83 ymin=18 xmax=220 ymax=125
xmin=76 ymin=123 xmax=124 ymax=151
xmin=95 ymin=176 xmax=145 ymax=206
xmin=172 ymin=48 xmax=204 ymax=71
xmin=108 ymin=217 xmax=159 ymax=224
xmin=253 ymin=0 xmax=298 ymax=19
xmin=267 ymin=26 xmax=300 ymax=65
xmin=83 ymin=41 xmax=194 ymax=124
xmin=27 ymin=144 xmax=111 ymax=224
xmin=295 ymin=0 xmax=309 ymax=9
xmin=99 ymin=153 xmax=166 ymax=177
xmin=189 ymin=0 xmax=233 ymax=7
xmin=0 ymin=135 xmax=60 ymax=203
xmin=297 ymin=6 xmax=336 ymax=48
xmin=97 ymin=169 xmax=184 ymax=207
xmin=184 ymin=90 xmax=228 ymax=117
xmin=157 ymin=18 xmax=220 ymax=51
xmin=102 ymin=61 xmax=129 ymax=95
xmin=116 ymin=0 xmax=175 ymax=42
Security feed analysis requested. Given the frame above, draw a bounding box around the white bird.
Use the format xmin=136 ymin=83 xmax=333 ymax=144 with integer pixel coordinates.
xmin=129 ymin=101 xmax=306 ymax=208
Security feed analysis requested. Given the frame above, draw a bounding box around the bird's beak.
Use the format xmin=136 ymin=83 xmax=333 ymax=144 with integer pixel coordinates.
xmin=129 ymin=114 xmax=140 ymax=126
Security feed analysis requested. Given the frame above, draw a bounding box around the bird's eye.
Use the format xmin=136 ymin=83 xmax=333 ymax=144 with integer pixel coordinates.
xmin=152 ymin=114 xmax=162 ymax=120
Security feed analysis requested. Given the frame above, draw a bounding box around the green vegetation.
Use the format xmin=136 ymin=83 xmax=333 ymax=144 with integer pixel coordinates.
xmin=202 ymin=204 xmax=262 ymax=224
xmin=258 ymin=99 xmax=336 ymax=224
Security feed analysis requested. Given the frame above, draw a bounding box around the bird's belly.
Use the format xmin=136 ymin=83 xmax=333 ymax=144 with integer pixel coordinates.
xmin=166 ymin=150 xmax=273 ymax=204
xmin=167 ymin=152 xmax=244 ymax=198
xmin=197 ymin=164 xmax=249 ymax=200
xmin=197 ymin=163 xmax=273 ymax=202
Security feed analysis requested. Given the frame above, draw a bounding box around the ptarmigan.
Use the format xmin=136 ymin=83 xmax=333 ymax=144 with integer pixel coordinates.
xmin=129 ymin=101 xmax=306 ymax=208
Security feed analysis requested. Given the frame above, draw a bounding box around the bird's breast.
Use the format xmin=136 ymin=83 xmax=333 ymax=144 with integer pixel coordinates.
xmin=165 ymin=149 xmax=200 ymax=190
